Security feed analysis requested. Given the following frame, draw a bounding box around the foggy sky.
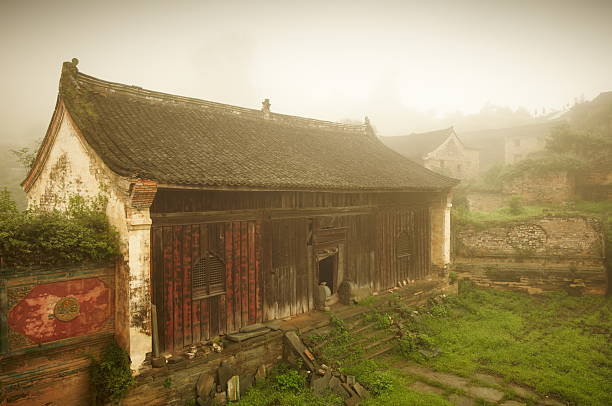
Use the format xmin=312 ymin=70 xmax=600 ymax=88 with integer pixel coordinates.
xmin=1 ymin=0 xmax=611 ymax=145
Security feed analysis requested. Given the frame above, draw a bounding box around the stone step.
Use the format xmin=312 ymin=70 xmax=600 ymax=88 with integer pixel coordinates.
xmin=361 ymin=334 xmax=396 ymax=351
xmin=331 ymin=306 xmax=369 ymax=321
xmin=362 ymin=341 xmax=397 ymax=360
xmin=350 ymin=321 xmax=378 ymax=335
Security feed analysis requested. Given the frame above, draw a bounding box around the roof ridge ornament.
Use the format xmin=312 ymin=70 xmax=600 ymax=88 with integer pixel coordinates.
xmin=262 ymin=98 xmax=271 ymax=119
xmin=364 ymin=116 xmax=375 ymax=136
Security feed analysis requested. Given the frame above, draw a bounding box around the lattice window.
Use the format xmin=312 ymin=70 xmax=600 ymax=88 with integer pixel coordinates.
xmin=397 ymin=231 xmax=412 ymax=259
xmin=192 ymin=252 xmax=226 ymax=299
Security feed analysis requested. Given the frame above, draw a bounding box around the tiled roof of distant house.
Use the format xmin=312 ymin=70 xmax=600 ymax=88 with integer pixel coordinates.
xmin=380 ymin=127 xmax=466 ymax=160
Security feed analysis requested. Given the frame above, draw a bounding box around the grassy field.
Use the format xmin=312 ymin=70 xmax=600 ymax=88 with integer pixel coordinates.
xmin=234 ymin=282 xmax=611 ymax=405
xmin=402 ymin=283 xmax=612 ymax=405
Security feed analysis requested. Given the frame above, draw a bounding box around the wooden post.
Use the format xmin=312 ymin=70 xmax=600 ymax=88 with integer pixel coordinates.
xmin=151 ymin=303 xmax=159 ymax=358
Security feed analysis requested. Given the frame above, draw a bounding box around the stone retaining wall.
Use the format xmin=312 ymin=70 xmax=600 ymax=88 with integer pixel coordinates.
xmin=453 ymin=215 xmax=607 ymax=294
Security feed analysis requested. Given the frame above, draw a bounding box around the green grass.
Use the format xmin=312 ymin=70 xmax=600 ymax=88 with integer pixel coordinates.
xmin=233 ymin=363 xmax=342 ymax=406
xmin=455 ymin=200 xmax=612 ymax=228
xmin=238 ymin=283 xmax=611 ymax=405
xmin=406 ymin=282 xmax=612 ymax=405
xmin=342 ymin=360 xmax=453 ymax=406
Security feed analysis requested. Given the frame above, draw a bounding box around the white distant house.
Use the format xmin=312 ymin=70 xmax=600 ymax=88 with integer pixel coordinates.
xmin=381 ymin=127 xmax=479 ymax=180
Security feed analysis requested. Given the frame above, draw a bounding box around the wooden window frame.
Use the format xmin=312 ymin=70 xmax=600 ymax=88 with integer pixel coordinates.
xmin=397 ymin=230 xmax=412 ymax=260
xmin=192 ymin=252 xmax=226 ymax=300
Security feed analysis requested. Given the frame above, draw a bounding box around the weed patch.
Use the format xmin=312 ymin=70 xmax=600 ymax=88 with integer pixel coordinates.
xmin=89 ymin=343 xmax=134 ymax=405
xmin=401 ymin=282 xmax=612 ymax=405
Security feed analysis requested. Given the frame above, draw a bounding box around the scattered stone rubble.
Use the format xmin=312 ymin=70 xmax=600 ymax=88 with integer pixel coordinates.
xmin=185 ymin=325 xmax=371 ymax=405
xmin=284 ymin=330 xmax=371 ymax=405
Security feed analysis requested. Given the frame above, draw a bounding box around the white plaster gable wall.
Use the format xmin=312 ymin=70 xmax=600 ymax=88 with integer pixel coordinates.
xmin=25 ymin=108 xmax=153 ymax=373
xmin=26 ymin=110 xmax=129 ymax=238
xmin=423 ymin=132 xmax=479 ymax=179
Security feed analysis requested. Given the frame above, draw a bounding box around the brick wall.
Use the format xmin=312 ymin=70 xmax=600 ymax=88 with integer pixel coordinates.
xmin=1 ymin=264 xmax=115 ymax=406
xmin=453 ymin=216 xmax=607 ymax=295
xmin=466 ymin=191 xmax=505 ymax=212
xmin=577 ymin=170 xmax=612 ymax=201
xmin=503 ymin=171 xmax=575 ymax=204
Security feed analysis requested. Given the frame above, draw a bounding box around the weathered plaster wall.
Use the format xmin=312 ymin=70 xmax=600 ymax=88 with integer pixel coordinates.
xmin=424 ymin=134 xmax=479 ymax=180
xmin=503 ymin=171 xmax=575 ymax=204
xmin=24 ymin=107 xmax=155 ymax=371
xmin=431 ymin=193 xmax=452 ymax=268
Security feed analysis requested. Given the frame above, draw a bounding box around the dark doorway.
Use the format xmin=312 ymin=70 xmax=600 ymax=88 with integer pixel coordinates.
xmin=318 ymin=255 xmax=337 ymax=293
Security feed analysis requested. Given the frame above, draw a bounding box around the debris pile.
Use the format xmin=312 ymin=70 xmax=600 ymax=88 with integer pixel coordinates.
xmin=284 ymin=331 xmax=371 ymax=405
xmin=192 ymin=358 xmax=266 ymax=405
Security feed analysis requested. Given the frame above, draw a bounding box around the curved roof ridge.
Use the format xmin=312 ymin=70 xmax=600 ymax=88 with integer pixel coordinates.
xmin=74 ymin=70 xmax=368 ymax=135
xmin=49 ymin=60 xmax=458 ymax=191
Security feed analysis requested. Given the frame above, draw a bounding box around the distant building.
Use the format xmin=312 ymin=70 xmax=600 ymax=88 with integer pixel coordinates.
xmin=381 ymin=127 xmax=479 ymax=180
xmin=503 ymin=121 xmax=563 ymax=164
xmin=461 ymin=120 xmax=563 ymax=171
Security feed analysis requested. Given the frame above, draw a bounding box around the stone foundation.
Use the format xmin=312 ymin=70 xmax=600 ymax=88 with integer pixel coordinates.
xmin=453 ymin=215 xmax=607 ymax=295
xmin=453 ymin=263 xmax=607 ymax=295
xmin=123 ymin=331 xmax=284 ymax=405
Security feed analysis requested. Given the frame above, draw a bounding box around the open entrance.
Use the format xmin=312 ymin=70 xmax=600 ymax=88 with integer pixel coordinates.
xmin=318 ymin=254 xmax=337 ymax=293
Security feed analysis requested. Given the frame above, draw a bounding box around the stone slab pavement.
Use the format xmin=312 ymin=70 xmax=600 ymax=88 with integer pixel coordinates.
xmin=385 ymin=358 xmax=566 ymax=406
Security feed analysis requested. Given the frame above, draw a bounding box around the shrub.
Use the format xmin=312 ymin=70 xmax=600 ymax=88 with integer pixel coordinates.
xmin=0 ymin=191 xmax=120 ymax=268
xmin=359 ymin=370 xmax=394 ymax=396
xmin=275 ymin=369 xmax=305 ymax=393
xmin=90 ymin=343 xmax=134 ymax=405
xmin=343 ymin=360 xmax=394 ymax=397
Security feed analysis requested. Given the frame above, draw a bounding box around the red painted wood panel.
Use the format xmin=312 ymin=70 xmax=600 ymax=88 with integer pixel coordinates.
xmin=201 ymin=298 xmax=209 ymax=341
xmin=210 ymin=295 xmax=219 ymax=337
xmin=173 ymin=226 xmax=183 ymax=351
xmin=162 ymin=226 xmax=174 ymax=351
xmin=218 ymin=294 xmax=227 ymax=335
xmin=240 ymin=221 xmax=249 ymax=326
xmin=182 ymin=226 xmax=192 ymax=346
xmin=248 ymin=221 xmax=256 ymax=324
xmin=191 ymin=225 xmax=201 ymax=344
xmin=224 ymin=223 xmax=235 ymax=333
xmin=232 ymin=222 xmax=241 ymax=328
xmin=255 ymin=221 xmax=262 ymax=323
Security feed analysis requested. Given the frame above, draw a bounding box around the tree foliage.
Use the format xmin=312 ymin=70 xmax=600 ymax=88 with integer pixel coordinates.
xmin=0 ymin=190 xmax=120 ymax=268
xmin=504 ymin=97 xmax=612 ymax=179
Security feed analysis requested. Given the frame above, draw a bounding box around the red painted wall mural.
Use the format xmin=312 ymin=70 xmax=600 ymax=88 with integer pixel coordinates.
xmin=8 ymin=277 xmax=112 ymax=344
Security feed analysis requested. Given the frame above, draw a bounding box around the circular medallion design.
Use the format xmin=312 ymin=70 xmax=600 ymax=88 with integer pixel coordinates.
xmin=54 ymin=296 xmax=80 ymax=322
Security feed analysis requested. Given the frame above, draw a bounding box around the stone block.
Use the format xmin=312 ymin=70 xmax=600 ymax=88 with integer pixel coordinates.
xmin=196 ymin=374 xmax=215 ymax=399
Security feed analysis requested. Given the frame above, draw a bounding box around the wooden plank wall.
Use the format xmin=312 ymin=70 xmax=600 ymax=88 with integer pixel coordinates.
xmin=150 ymin=189 xmax=440 ymax=352
xmin=345 ymin=214 xmax=375 ymax=288
xmin=151 ymin=221 xmax=262 ymax=353
xmin=375 ymin=208 xmax=432 ymax=291
xmin=151 ymin=189 xmax=441 ymax=213
xmin=266 ymin=218 xmax=310 ymax=320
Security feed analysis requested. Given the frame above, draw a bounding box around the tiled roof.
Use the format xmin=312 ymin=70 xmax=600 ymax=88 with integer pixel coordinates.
xmin=380 ymin=127 xmax=455 ymax=159
xmin=57 ymin=61 xmax=457 ymax=191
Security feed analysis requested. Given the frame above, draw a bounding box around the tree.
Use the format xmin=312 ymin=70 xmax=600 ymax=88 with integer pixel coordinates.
xmin=11 ymin=138 xmax=41 ymax=170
